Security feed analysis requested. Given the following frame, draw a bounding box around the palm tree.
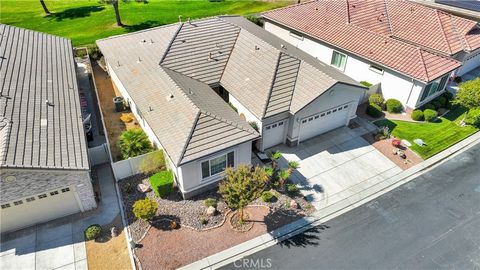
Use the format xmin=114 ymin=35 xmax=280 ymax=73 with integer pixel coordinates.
xmin=270 ymin=151 xmax=282 ymax=171
xmin=118 ymin=129 xmax=153 ymax=159
xmin=111 ymin=0 xmax=123 ymax=27
xmin=278 ymin=169 xmax=291 ymax=189
xmin=39 ymin=0 xmax=50 ymax=15
xmin=287 ymin=161 xmax=300 ymax=175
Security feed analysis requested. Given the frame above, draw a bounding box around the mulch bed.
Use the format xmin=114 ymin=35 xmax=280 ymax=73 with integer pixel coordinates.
xmin=362 ymin=134 xmax=423 ymax=170
xmin=135 ymin=206 xmax=305 ymax=270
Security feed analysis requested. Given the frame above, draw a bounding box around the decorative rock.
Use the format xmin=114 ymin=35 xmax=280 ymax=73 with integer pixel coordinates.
xmin=110 ymin=226 xmax=118 ymax=238
xmin=137 ymin=183 xmax=151 ymax=193
xmin=206 ymin=206 xmax=217 ymax=216
xmin=289 ymin=200 xmax=298 ymax=209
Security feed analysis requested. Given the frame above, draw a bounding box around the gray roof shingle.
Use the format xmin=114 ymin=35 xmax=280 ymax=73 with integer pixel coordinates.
xmin=0 ymin=24 xmax=89 ymax=170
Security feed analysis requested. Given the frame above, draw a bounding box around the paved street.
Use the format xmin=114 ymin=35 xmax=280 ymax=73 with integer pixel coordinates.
xmin=224 ymin=143 xmax=480 ymax=270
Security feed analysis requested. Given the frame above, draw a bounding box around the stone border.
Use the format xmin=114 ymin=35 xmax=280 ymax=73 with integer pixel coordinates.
xmin=179 ymin=131 xmax=480 ymax=270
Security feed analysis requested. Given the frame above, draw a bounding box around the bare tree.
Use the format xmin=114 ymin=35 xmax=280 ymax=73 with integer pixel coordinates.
xmin=39 ymin=0 xmax=50 ymax=15
xmin=100 ymin=0 xmax=124 ymax=27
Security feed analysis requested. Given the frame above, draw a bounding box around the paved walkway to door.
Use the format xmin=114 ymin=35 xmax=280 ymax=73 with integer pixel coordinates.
xmin=270 ymin=119 xmax=402 ymax=209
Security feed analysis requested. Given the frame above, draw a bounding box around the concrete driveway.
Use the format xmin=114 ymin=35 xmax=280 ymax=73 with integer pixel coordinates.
xmin=0 ymin=164 xmax=121 ymax=270
xmin=273 ymin=121 xmax=402 ymax=209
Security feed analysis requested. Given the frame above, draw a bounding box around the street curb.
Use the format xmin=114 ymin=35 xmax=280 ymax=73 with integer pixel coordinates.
xmin=179 ymin=131 xmax=480 ymax=270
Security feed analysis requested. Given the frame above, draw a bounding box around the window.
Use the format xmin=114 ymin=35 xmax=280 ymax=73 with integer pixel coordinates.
xmin=314 ymin=115 xmax=319 ymax=119
xmin=321 ymin=113 xmax=325 ymax=117
xmin=308 ymin=117 xmax=313 ymax=121
xmin=301 ymin=119 xmax=307 ymax=123
xmin=369 ymin=65 xmax=384 ymax=74
xmin=278 ymin=122 xmax=284 ymax=126
xmin=201 ymin=151 xmax=234 ymax=179
xmin=50 ymin=191 xmax=59 ymax=196
xmin=1 ymin=204 xmax=10 ymax=209
xmin=272 ymin=124 xmax=277 ymax=128
xmin=13 ymin=200 xmax=23 ymax=206
xmin=61 ymin=188 xmax=70 ymax=193
xmin=327 ymin=111 xmax=331 ymax=115
xmin=331 ymin=51 xmax=347 ymax=71
xmin=38 ymin=194 xmax=47 ymax=199
xmin=338 ymin=107 xmax=343 ymax=111
xmin=420 ymin=74 xmax=449 ymax=102
xmin=289 ymin=31 xmax=304 ymax=40
xmin=343 ymin=105 xmax=348 ymax=109
xmin=333 ymin=109 xmax=337 ymax=113
xmin=266 ymin=126 xmax=271 ymax=130
xmin=26 ymin=197 xmax=35 ymax=202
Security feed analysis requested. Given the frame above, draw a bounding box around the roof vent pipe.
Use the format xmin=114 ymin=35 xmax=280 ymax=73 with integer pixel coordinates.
xmin=281 ymin=44 xmax=286 ymax=49
xmin=208 ymin=52 xmax=212 ymax=61
xmin=179 ymin=15 xmax=182 ymax=23
xmin=137 ymin=57 xmax=142 ymax=63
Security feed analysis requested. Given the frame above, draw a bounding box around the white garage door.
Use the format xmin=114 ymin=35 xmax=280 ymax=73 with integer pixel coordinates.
xmin=457 ymin=50 xmax=480 ymax=76
xmin=263 ymin=120 xmax=287 ymax=149
xmin=299 ymin=103 xmax=350 ymax=142
xmin=0 ymin=187 xmax=81 ymax=233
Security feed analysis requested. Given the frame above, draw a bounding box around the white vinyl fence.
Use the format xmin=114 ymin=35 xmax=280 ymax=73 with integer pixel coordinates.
xmin=88 ymin=143 xmax=110 ymax=166
xmin=111 ymin=151 xmax=156 ymax=181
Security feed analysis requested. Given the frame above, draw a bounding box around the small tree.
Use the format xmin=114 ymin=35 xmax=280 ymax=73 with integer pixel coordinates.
xmin=118 ymin=129 xmax=153 ymax=159
xmin=270 ymin=151 xmax=282 ymax=171
xmin=287 ymin=161 xmax=299 ymax=175
xmin=132 ymin=198 xmax=158 ymax=222
xmin=218 ymin=165 xmax=267 ymax=223
xmin=139 ymin=150 xmax=166 ymax=174
xmin=453 ymin=78 xmax=480 ymax=109
xmin=100 ymin=0 xmax=124 ymax=26
xmin=277 ymin=169 xmax=291 ymax=189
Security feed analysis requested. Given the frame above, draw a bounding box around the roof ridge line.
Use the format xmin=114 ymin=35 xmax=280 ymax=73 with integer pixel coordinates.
xmin=262 ymin=0 xmax=317 ymax=16
xmin=202 ymin=111 xmax=257 ymax=135
xmin=177 ymin=112 xmax=201 ymax=165
xmin=262 ymin=51 xmax=283 ymax=119
xmin=159 ymin=23 xmax=184 ymax=65
xmin=450 ymin=16 xmax=469 ymax=52
xmin=217 ymin=18 xmax=241 ymax=82
xmin=417 ymin=48 xmax=429 ymax=82
xmin=383 ymin=0 xmax=394 ymax=36
xmin=286 ymin=57 xmax=302 ymax=113
xmin=161 ymin=67 xmax=201 ymax=112
xmin=435 ymin=9 xmax=453 ymax=54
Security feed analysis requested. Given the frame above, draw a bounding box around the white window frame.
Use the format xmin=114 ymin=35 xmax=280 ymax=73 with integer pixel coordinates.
xmin=201 ymin=151 xmax=235 ymax=180
xmin=330 ymin=51 xmax=347 ymax=71
xmin=369 ymin=64 xmax=384 ymax=75
xmin=289 ymin=31 xmax=304 ymax=40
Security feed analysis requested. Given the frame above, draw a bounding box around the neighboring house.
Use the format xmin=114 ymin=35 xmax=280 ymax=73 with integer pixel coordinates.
xmin=262 ymin=0 xmax=480 ymax=111
xmin=97 ymin=16 xmax=365 ymax=198
xmin=0 ymin=25 xmax=96 ymax=233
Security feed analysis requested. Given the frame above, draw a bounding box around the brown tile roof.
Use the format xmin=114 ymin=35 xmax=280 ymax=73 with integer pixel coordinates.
xmin=262 ymin=0 xmax=480 ymax=82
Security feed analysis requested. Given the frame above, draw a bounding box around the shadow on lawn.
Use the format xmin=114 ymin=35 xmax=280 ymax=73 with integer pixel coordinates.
xmin=49 ymin=6 xmax=105 ymax=21
xmin=124 ymin=20 xmax=162 ymax=32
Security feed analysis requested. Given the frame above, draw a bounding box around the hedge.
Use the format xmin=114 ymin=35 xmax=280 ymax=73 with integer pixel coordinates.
xmin=465 ymin=108 xmax=480 ymax=127
xmin=385 ymin=99 xmax=403 ymax=113
xmin=369 ymin=93 xmax=384 ymax=107
xmin=149 ymin=171 xmax=174 ymax=197
xmin=366 ymin=103 xmax=382 ymax=118
xmin=423 ymin=109 xmax=438 ymax=122
xmin=411 ymin=109 xmax=424 ymax=121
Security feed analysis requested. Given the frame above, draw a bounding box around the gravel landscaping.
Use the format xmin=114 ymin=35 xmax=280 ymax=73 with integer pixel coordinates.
xmin=119 ymin=175 xmax=315 ymax=242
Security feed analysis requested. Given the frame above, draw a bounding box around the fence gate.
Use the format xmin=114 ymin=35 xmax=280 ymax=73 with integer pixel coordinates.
xmin=88 ymin=143 xmax=110 ymax=166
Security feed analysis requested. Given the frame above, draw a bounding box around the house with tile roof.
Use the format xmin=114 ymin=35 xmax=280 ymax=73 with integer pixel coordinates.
xmin=262 ymin=0 xmax=480 ymax=111
xmin=97 ymin=16 xmax=366 ymax=198
xmin=0 ymin=25 xmax=96 ymax=233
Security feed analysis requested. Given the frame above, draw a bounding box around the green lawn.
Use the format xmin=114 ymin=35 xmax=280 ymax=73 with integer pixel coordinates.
xmin=374 ymin=107 xmax=479 ymax=159
xmin=0 ymin=0 xmax=291 ymax=46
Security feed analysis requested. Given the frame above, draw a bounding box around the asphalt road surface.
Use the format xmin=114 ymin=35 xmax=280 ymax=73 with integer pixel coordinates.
xmin=223 ymin=143 xmax=480 ymax=270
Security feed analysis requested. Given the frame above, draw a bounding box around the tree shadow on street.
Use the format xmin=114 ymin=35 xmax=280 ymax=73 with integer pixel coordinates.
xmin=49 ymin=6 xmax=105 ymax=21
xmin=277 ymin=224 xmax=329 ymax=248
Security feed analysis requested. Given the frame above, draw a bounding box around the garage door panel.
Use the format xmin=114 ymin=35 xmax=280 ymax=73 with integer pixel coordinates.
xmin=0 ymin=188 xmax=80 ymax=233
xmin=299 ymin=104 xmax=349 ymax=142
xmin=263 ymin=120 xmax=287 ymax=149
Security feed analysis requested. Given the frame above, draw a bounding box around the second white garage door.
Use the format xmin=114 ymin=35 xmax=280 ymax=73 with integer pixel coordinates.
xmin=299 ymin=104 xmax=350 ymax=143
xmin=0 ymin=187 xmax=81 ymax=233
xmin=263 ymin=120 xmax=287 ymax=149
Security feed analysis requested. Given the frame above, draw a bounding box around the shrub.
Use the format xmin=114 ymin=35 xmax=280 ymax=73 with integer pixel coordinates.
xmin=139 ymin=150 xmax=166 ymax=175
xmin=120 ymin=113 xmax=133 ymax=123
xmin=368 ymin=93 xmax=384 ymax=107
xmin=286 ymin=184 xmax=299 ymax=194
xmin=423 ymin=109 xmax=438 ymax=122
xmin=423 ymin=103 xmax=436 ymax=111
xmin=204 ymin=198 xmax=218 ymax=208
xmin=124 ymin=182 xmax=134 ymax=194
xmin=435 ymin=96 xmax=447 ymax=108
xmin=84 ymin=224 xmax=102 ymax=240
xmin=249 ymin=121 xmax=259 ymax=132
xmin=360 ymin=81 xmax=373 ymax=87
xmin=228 ymin=102 xmax=238 ymax=112
xmin=261 ymin=191 xmax=274 ymax=202
xmin=378 ymin=126 xmax=390 ymax=138
xmin=411 ymin=109 xmax=424 ymax=121
xmin=88 ymin=45 xmax=102 ymax=61
xmin=442 ymin=91 xmax=454 ymax=101
xmin=132 ymin=198 xmax=158 ymax=221
xmin=366 ymin=103 xmax=382 ymax=118
xmin=465 ymin=108 xmax=480 ymax=127
xmin=432 ymin=101 xmax=442 ymax=110
xmin=245 ymin=15 xmax=263 ymax=27
xmin=200 ymin=217 xmax=208 ymax=225
xmin=385 ymin=99 xmax=403 ymax=113
xmin=149 ymin=171 xmax=174 ymax=197
xmin=453 ymin=77 xmax=480 ymax=109
xmin=118 ymin=129 xmax=153 ymax=159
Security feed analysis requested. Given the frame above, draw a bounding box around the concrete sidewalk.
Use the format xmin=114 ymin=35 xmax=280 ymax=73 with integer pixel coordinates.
xmin=180 ymin=131 xmax=480 ymax=270
xmin=0 ymin=164 xmax=120 ymax=270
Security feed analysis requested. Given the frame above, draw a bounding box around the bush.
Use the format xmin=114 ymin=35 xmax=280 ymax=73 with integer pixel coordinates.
xmin=245 ymin=15 xmax=263 ymax=27
xmin=228 ymin=102 xmax=238 ymax=112
xmin=453 ymin=77 xmax=480 ymax=109
xmin=139 ymin=150 xmax=166 ymax=175
xmin=204 ymin=198 xmax=218 ymax=208
xmin=442 ymin=91 xmax=454 ymax=101
xmin=423 ymin=103 xmax=436 ymax=111
xmin=132 ymin=198 xmax=158 ymax=221
xmin=423 ymin=109 xmax=438 ymax=122
xmin=84 ymin=224 xmax=102 ymax=240
xmin=124 ymin=182 xmax=134 ymax=194
xmin=261 ymin=191 xmax=274 ymax=202
xmin=88 ymin=45 xmax=102 ymax=61
xmin=366 ymin=103 xmax=382 ymax=118
xmin=149 ymin=171 xmax=174 ymax=197
xmin=432 ymin=101 xmax=442 ymax=110
xmin=360 ymin=81 xmax=373 ymax=87
xmin=465 ymin=108 xmax=480 ymax=127
xmin=249 ymin=121 xmax=259 ymax=132
xmin=411 ymin=109 xmax=424 ymax=121
xmin=369 ymin=93 xmax=384 ymax=107
xmin=385 ymin=99 xmax=403 ymax=113
xmin=286 ymin=184 xmax=299 ymax=194
xmin=435 ymin=96 xmax=447 ymax=108
xmin=118 ymin=129 xmax=153 ymax=159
